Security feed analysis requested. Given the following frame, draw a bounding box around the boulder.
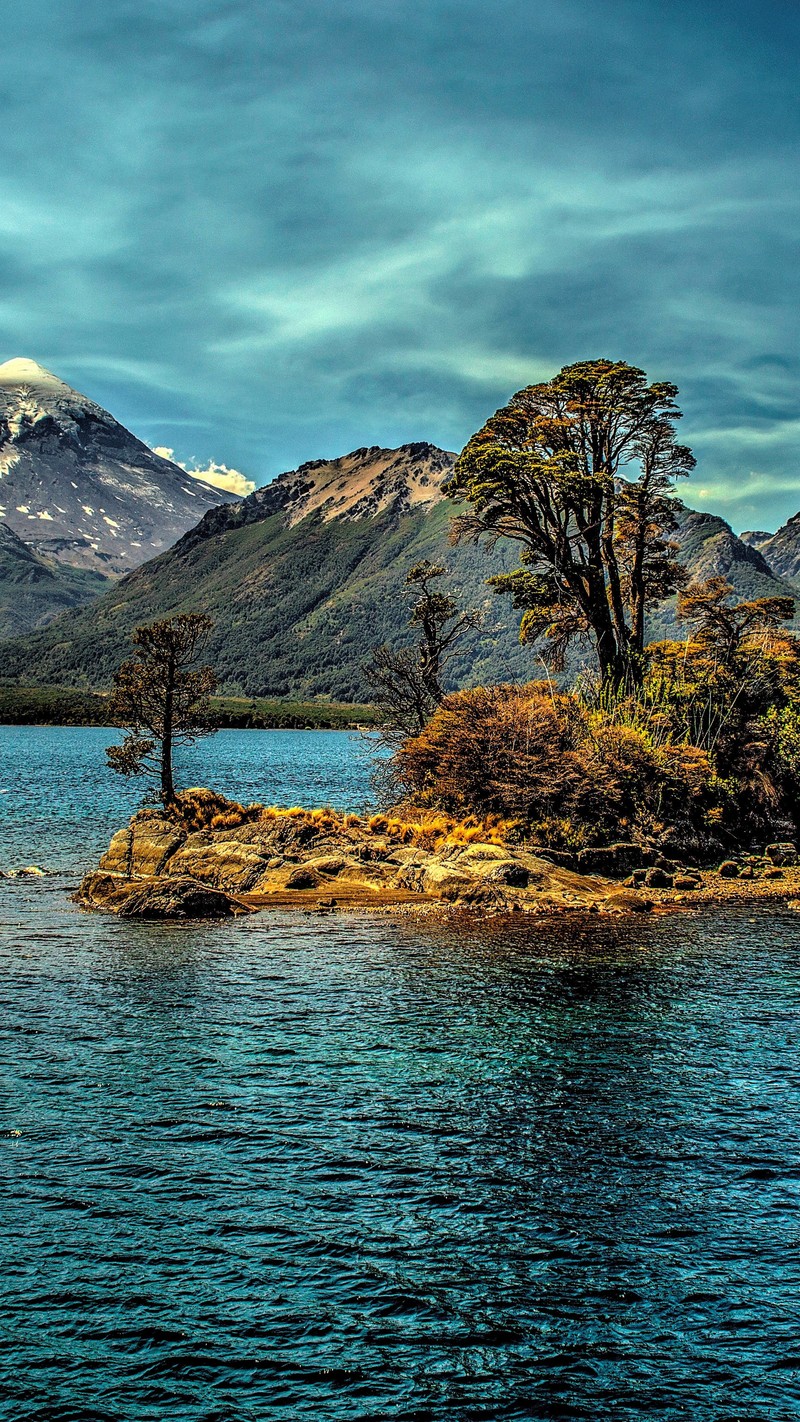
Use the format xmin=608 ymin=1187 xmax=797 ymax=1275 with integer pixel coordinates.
xmin=644 ymin=867 xmax=673 ymax=889
xmin=421 ymin=863 xmax=474 ymax=901
xmin=305 ymin=855 xmax=348 ymax=877
xmin=718 ymin=861 xmax=740 ymax=879
xmin=354 ymin=839 xmax=391 ymax=862
xmin=76 ymin=871 xmax=249 ymax=918
xmin=603 ymin=890 xmax=653 ymax=914
xmin=76 ymin=871 xmax=138 ymax=912
xmin=485 ymin=862 xmax=531 ymax=888
xmin=764 ymin=866 xmax=784 ymax=880
xmin=673 ymin=875 xmax=700 ymax=890
xmin=390 ymin=847 xmax=427 ymax=866
xmin=284 ymin=866 xmax=325 ymax=890
xmin=534 ymin=849 xmax=576 ymax=870
xmin=577 ymin=844 xmax=647 ymax=878
xmin=99 ymin=815 xmax=185 ymax=878
xmin=454 ymin=843 xmax=509 ymax=866
xmin=118 ymin=876 xmax=249 ymax=919
xmin=765 ymin=842 xmax=798 ymax=867
xmin=453 ymin=883 xmax=508 ymax=909
xmin=169 ymin=840 xmax=271 ymax=893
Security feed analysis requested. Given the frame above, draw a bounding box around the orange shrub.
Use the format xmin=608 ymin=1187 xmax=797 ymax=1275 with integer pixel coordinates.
xmin=395 ymin=682 xmax=717 ymax=845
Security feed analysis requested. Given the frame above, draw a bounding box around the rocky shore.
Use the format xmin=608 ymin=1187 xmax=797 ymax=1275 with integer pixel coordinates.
xmin=74 ymin=790 xmax=800 ymax=921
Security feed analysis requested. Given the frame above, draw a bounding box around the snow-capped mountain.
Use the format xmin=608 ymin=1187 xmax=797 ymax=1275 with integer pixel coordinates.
xmin=0 ymin=358 xmax=236 ymax=575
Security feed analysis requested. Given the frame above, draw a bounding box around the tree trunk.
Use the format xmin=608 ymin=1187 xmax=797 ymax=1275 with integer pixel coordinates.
xmin=595 ymin=621 xmax=626 ymax=686
xmin=161 ymin=668 xmax=175 ymax=805
xmin=628 ymin=485 xmax=647 ymax=659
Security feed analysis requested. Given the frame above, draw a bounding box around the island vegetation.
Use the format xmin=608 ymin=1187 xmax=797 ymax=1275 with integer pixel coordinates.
xmin=75 ymin=358 xmax=800 ymax=917
xmin=372 ymin=360 xmax=800 ymax=864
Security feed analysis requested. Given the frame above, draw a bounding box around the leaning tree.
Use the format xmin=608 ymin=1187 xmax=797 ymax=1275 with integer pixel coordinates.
xmin=106 ymin=613 xmax=218 ymax=807
xmin=448 ymin=359 xmax=695 ymax=684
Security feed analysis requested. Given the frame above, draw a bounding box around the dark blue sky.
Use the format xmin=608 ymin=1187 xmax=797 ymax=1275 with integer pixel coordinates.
xmin=2 ymin=0 xmax=799 ymax=528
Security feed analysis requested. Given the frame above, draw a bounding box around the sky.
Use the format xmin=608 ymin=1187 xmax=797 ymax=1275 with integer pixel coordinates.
xmin=1 ymin=0 xmax=798 ymax=531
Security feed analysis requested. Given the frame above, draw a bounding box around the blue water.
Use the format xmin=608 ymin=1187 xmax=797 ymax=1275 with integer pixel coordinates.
xmin=2 ymin=728 xmax=800 ymax=1420
xmin=0 ymin=725 xmax=381 ymax=870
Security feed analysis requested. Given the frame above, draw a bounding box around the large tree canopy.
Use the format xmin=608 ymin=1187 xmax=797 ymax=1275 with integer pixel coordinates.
xmin=448 ymin=359 xmax=695 ymax=683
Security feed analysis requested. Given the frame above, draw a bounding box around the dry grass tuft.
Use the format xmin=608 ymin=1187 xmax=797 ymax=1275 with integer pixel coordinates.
xmin=176 ymin=787 xmax=264 ymax=832
xmin=172 ymin=789 xmax=518 ymax=855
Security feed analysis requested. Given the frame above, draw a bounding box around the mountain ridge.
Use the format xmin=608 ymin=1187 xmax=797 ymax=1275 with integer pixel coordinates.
xmin=740 ymin=514 xmax=800 ymax=584
xmin=2 ymin=441 xmax=796 ymax=699
xmin=0 ymin=519 xmax=109 ymax=639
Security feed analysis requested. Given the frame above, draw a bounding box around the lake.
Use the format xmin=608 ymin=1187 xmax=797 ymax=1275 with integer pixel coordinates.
xmin=2 ymin=726 xmax=800 ymax=1420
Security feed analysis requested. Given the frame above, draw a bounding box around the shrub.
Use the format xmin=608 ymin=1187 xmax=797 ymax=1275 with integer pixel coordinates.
xmin=395 ymin=682 xmax=588 ymax=821
xmin=394 ymin=682 xmax=719 ymax=846
xmin=175 ymin=787 xmax=263 ymax=831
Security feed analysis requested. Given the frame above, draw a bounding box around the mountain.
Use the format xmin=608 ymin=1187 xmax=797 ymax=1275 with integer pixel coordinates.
xmin=740 ymin=515 xmax=800 ymax=586
xmin=645 ymin=506 xmax=794 ymax=642
xmin=671 ymin=508 xmax=787 ymax=595
xmin=0 ymin=358 xmax=234 ymax=578
xmin=0 ymin=521 xmax=109 ymax=639
xmin=0 ymin=443 xmax=529 ymax=696
xmin=2 ymin=441 xmax=795 ymax=699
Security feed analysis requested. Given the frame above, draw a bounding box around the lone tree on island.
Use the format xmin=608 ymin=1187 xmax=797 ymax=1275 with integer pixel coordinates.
xmin=366 ymin=561 xmax=481 ymax=739
xmin=106 ymin=614 xmax=218 ymax=807
xmin=448 ymin=358 xmax=695 ymax=685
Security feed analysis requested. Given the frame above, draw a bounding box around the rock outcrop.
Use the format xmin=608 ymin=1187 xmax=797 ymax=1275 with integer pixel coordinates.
xmin=78 ymin=869 xmax=250 ymax=918
xmin=77 ymin=801 xmax=655 ymax=918
xmin=74 ymin=794 xmax=800 ymax=920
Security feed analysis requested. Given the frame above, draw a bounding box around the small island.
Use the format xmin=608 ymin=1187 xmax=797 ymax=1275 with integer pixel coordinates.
xmin=72 ymin=362 xmax=800 ymax=923
xmin=76 ymin=788 xmax=800 ymax=920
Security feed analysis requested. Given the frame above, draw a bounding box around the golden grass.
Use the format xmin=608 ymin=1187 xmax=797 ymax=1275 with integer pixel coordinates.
xmin=171 ymin=788 xmax=519 ymax=852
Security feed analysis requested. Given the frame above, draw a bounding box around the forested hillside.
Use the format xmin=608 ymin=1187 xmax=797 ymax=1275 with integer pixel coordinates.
xmin=1 ymin=443 xmax=794 ymax=698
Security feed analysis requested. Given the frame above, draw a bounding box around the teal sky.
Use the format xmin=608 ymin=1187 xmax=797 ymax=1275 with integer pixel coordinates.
xmin=2 ymin=0 xmax=799 ymax=530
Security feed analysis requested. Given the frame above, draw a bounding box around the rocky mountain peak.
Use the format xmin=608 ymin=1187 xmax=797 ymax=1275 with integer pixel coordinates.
xmin=0 ymin=358 xmax=235 ymax=575
xmin=266 ymin=441 xmax=455 ymax=527
xmin=742 ymin=511 xmax=800 ymax=585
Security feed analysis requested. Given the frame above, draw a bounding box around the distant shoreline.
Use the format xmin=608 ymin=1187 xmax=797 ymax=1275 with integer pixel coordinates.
xmin=0 ymin=684 xmax=381 ymax=732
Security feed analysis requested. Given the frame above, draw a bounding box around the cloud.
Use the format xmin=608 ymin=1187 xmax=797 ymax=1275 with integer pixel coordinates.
xmin=152 ymin=447 xmax=255 ymax=497
xmin=0 ymin=0 xmax=798 ymax=529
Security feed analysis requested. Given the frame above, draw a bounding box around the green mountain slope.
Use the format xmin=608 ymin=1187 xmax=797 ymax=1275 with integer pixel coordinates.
xmin=0 ymin=444 xmax=795 ymax=696
xmin=0 ymin=447 xmax=528 ymax=696
xmin=0 ymin=522 xmax=111 ymax=639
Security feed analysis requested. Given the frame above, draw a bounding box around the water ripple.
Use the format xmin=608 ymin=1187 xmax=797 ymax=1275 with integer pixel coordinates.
xmin=3 ymin=732 xmax=800 ymax=1417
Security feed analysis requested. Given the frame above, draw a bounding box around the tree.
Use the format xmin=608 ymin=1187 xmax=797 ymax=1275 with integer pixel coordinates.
xmin=106 ymin=614 xmax=218 ymax=806
xmin=449 ymin=359 xmax=695 ymax=684
xmin=365 ymin=561 xmax=481 ymax=740
xmin=677 ymin=577 xmax=796 ymax=663
xmin=643 ymin=580 xmax=798 ymax=792
xmin=615 ymin=418 xmax=694 ymax=655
